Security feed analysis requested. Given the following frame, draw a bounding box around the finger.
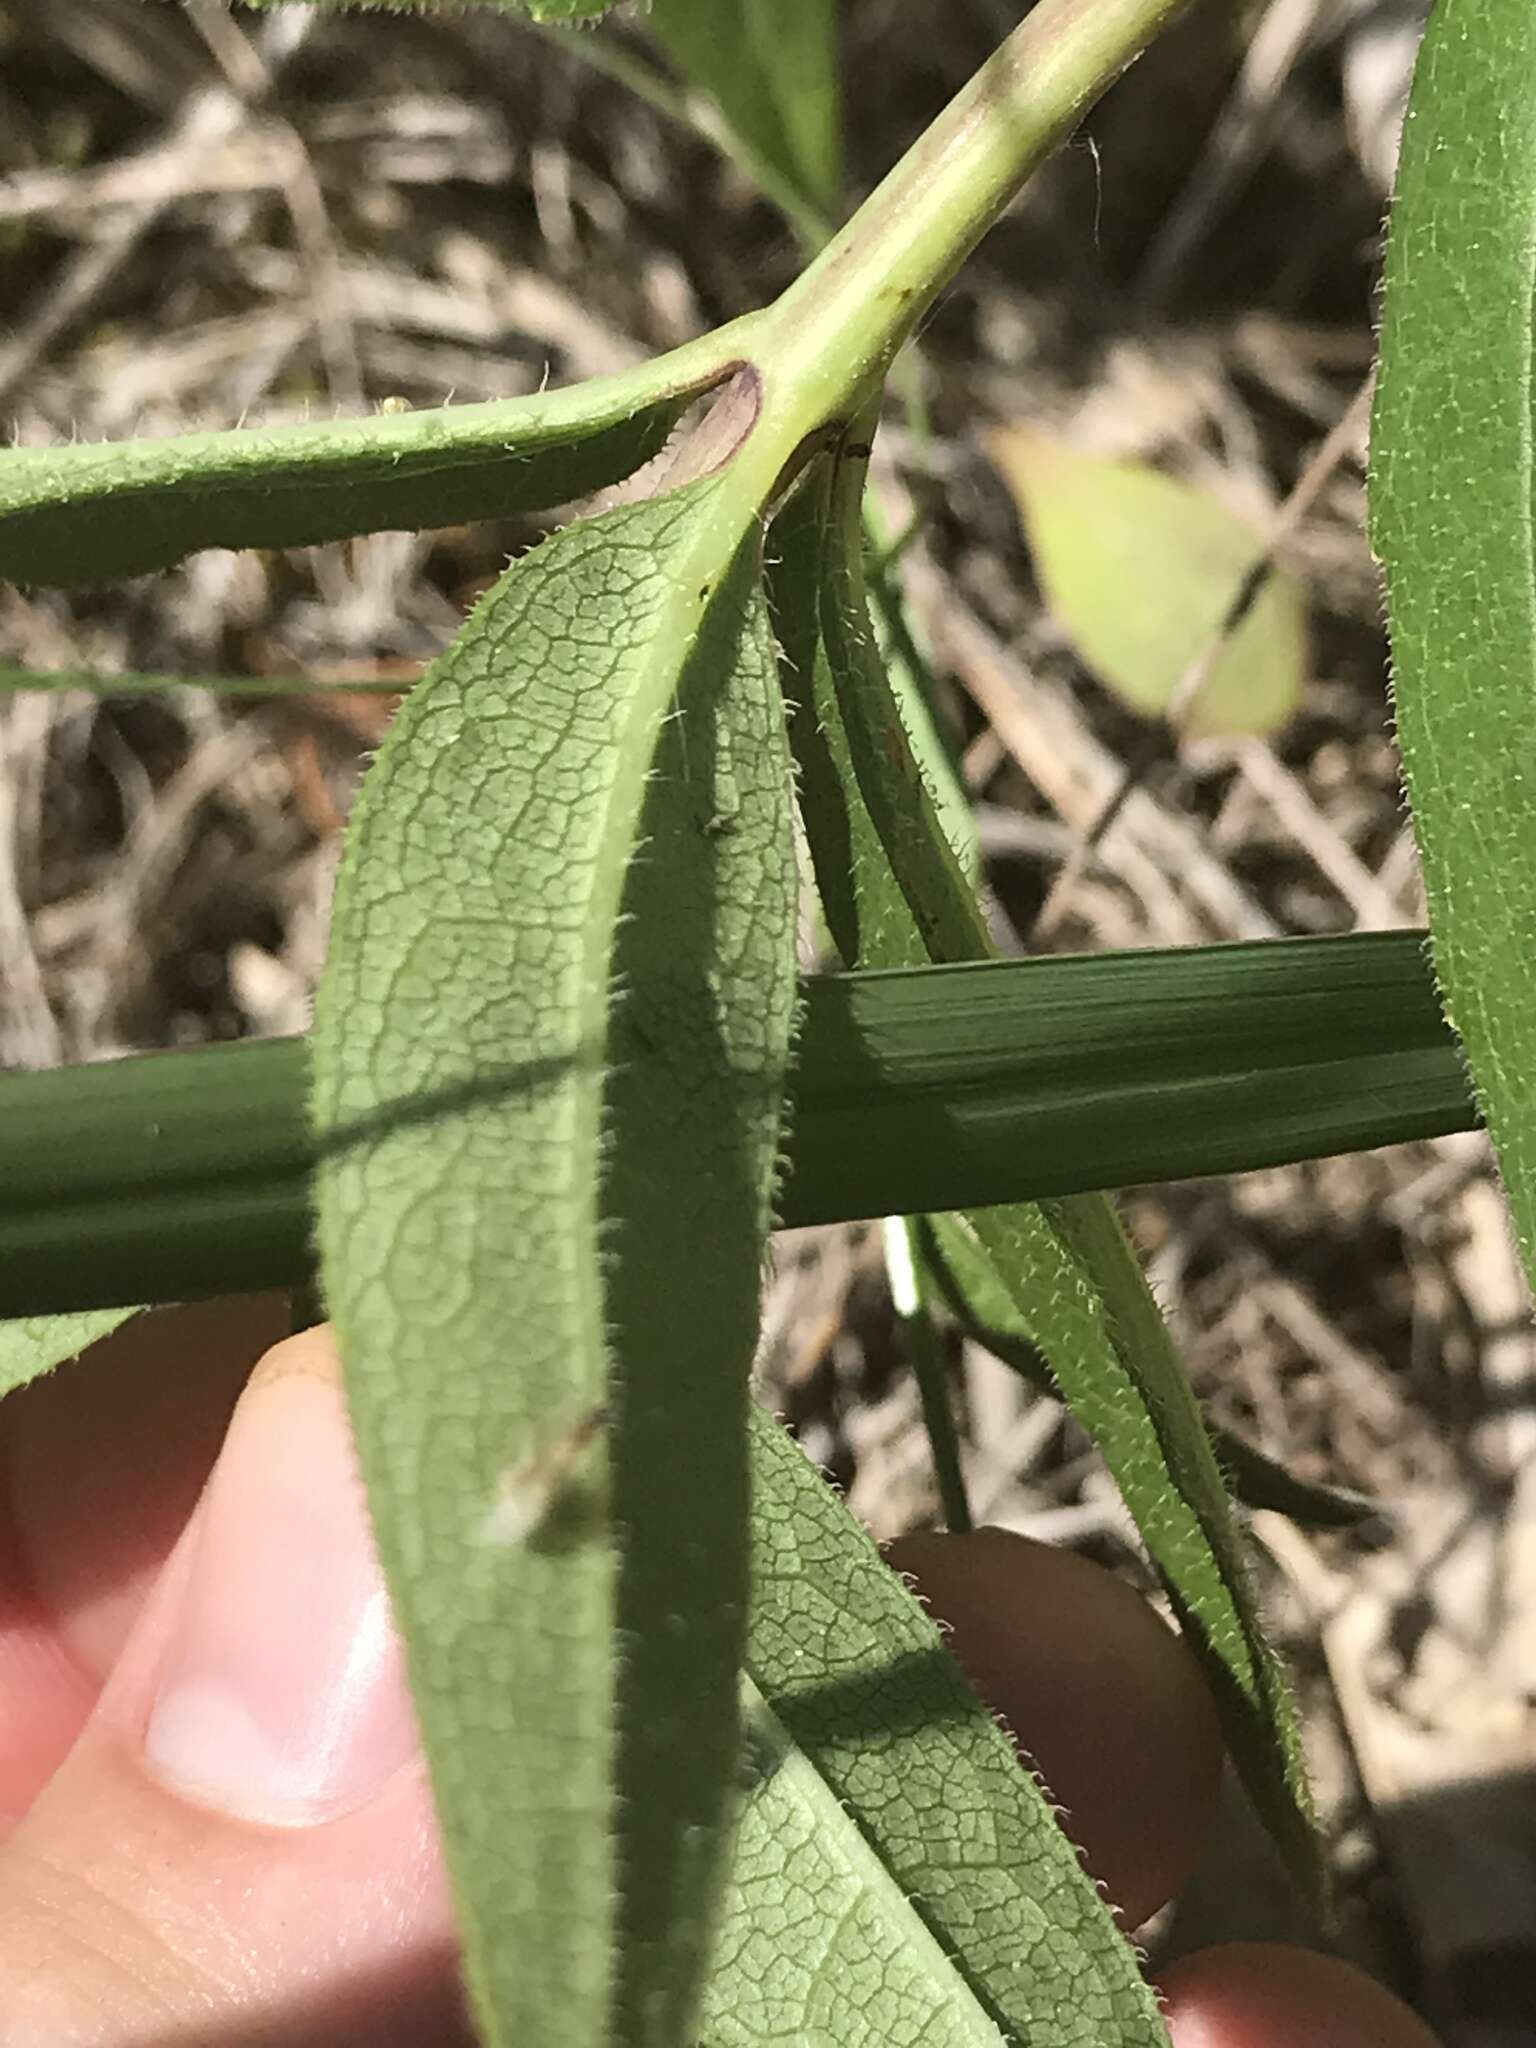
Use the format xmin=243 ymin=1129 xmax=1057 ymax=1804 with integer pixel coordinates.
xmin=886 ymin=1527 xmax=1223 ymax=1930
xmin=0 ymin=1295 xmax=288 ymax=1828
xmin=1161 ymin=1942 xmax=1442 ymax=2047
xmin=0 ymin=1324 xmax=472 ymax=2047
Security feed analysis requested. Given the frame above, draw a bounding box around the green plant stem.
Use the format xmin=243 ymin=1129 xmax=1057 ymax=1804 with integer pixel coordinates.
xmin=757 ymin=0 xmax=1190 ymax=434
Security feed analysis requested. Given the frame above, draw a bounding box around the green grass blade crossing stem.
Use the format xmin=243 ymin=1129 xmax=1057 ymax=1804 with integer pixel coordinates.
xmin=0 ymin=932 xmax=1472 ymax=1318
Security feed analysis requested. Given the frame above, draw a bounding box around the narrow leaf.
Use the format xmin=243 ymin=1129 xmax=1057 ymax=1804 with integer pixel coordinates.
xmin=311 ymin=462 xmax=790 ymax=2046
xmin=0 ymin=932 xmax=1473 ymax=1317
xmin=0 ymin=330 xmax=749 ymax=588
xmin=701 ymin=1407 xmax=1167 ymax=2046
xmin=1212 ymin=1430 xmax=1376 ymax=1532
xmin=920 ymin=1215 xmax=1377 ymax=1534
xmin=963 ymin=1201 xmax=1317 ymax=1896
xmin=646 ymin=0 xmax=842 ymax=224
xmin=773 ymin=475 xmax=924 ymax=970
xmin=813 ymin=453 xmax=991 ymax=964
xmin=990 ymin=426 xmax=1306 ymax=737
xmin=0 ymin=1308 xmax=137 ymax=1400
xmin=798 ymin=449 xmax=1322 ymax=1904
xmin=1372 ymin=0 xmax=1536 ymax=1300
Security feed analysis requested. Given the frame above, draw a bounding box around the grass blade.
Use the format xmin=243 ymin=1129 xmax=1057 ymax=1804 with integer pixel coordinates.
xmin=1372 ymin=0 xmax=1536 ymax=1302
xmin=0 ymin=932 xmax=1473 ymax=1316
xmin=244 ymin=0 xmax=620 ymax=16
xmin=0 ymin=665 xmax=401 ymax=697
xmin=645 ymin=0 xmax=842 ymax=227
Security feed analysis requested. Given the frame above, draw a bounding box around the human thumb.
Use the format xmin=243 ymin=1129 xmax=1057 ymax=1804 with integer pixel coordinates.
xmin=0 ymin=1326 xmax=472 ymax=2047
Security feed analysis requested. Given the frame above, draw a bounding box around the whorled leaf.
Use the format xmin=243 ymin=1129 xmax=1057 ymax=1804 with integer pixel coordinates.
xmin=989 ymin=425 xmax=1306 ymax=738
xmin=0 ymin=329 xmax=750 ymax=588
xmin=786 ymin=445 xmax=1322 ymax=1906
xmin=311 ymin=452 xmax=796 ymax=2046
xmin=700 ymin=1406 xmax=1168 ymax=2046
xmin=0 ymin=1309 xmax=138 ymax=1400
xmin=1372 ymin=0 xmax=1536 ymax=1304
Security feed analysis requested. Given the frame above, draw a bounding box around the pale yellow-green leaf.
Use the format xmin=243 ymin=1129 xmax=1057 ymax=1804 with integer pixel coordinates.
xmin=989 ymin=425 xmax=1306 ymax=737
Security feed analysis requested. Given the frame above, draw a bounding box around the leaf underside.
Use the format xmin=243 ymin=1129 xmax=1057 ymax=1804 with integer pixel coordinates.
xmin=701 ymin=1408 xmax=1167 ymax=2047
xmin=604 ymin=554 xmax=800 ymax=2039
xmin=0 ymin=1308 xmax=139 ymax=1399
xmin=311 ymin=473 xmax=792 ymax=2047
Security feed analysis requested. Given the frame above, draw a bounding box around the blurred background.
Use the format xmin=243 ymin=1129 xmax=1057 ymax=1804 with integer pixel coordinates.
xmin=2 ymin=1 xmax=1532 ymax=2039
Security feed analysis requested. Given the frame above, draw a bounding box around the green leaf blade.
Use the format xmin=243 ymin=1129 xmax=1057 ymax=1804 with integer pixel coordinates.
xmin=0 ymin=334 xmax=751 ymax=587
xmin=0 ymin=1309 xmax=137 ymax=1399
xmin=920 ymin=1218 xmax=1377 ymax=1533
xmin=1372 ymin=0 xmax=1536 ymax=1301
xmin=703 ymin=1409 xmax=1167 ymax=2047
xmin=789 ymin=452 xmax=1322 ymax=1904
xmin=961 ymin=1200 xmax=1319 ymax=1902
xmin=311 ymin=473 xmax=783 ymax=2047
xmin=773 ymin=476 xmax=926 ymax=971
xmin=646 ymin=0 xmax=843 ymax=227
xmin=604 ymin=562 xmax=800 ymax=2040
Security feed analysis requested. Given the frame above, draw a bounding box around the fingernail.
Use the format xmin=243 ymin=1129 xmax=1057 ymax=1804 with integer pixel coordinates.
xmin=144 ymin=1362 xmax=418 ymax=1826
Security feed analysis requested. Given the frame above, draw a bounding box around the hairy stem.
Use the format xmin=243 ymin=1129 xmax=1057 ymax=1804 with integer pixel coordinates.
xmin=756 ymin=0 xmax=1190 ymax=435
